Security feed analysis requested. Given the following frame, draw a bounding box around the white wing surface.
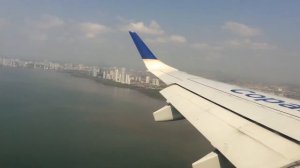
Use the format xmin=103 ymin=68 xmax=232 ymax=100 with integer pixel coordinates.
xmin=129 ymin=31 xmax=300 ymax=168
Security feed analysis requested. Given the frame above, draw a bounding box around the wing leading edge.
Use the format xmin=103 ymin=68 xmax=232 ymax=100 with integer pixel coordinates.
xmin=129 ymin=31 xmax=300 ymax=168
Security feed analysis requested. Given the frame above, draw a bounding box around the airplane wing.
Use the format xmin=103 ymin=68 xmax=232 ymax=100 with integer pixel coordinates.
xmin=129 ymin=31 xmax=300 ymax=168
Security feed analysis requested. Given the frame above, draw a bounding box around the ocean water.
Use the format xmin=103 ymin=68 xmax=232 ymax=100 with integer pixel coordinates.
xmin=0 ymin=68 xmax=213 ymax=168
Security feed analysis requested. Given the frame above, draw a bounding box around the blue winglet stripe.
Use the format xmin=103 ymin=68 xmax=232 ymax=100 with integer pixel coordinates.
xmin=129 ymin=31 xmax=157 ymax=59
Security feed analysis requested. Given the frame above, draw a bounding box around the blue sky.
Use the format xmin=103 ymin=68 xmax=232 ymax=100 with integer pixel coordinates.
xmin=0 ymin=0 xmax=300 ymax=84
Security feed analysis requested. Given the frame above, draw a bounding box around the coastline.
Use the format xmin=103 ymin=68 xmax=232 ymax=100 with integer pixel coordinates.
xmin=66 ymin=71 xmax=165 ymax=100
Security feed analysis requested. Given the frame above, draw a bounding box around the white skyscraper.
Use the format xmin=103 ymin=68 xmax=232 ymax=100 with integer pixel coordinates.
xmin=103 ymin=71 xmax=106 ymax=79
xmin=125 ymin=74 xmax=131 ymax=84
xmin=151 ymin=78 xmax=160 ymax=86
xmin=154 ymin=78 xmax=160 ymax=86
xmin=145 ymin=76 xmax=150 ymax=84
xmin=114 ymin=68 xmax=119 ymax=82
xmin=121 ymin=68 xmax=126 ymax=83
xmin=92 ymin=67 xmax=98 ymax=77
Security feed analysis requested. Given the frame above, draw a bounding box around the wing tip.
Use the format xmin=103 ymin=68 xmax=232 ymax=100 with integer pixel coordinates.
xmin=129 ymin=31 xmax=158 ymax=60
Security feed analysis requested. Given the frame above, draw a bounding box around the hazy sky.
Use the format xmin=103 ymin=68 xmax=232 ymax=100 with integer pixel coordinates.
xmin=0 ymin=0 xmax=300 ymax=84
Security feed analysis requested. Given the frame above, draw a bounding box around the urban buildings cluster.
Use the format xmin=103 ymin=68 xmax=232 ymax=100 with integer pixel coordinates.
xmin=0 ymin=57 xmax=163 ymax=89
xmin=102 ymin=67 xmax=160 ymax=87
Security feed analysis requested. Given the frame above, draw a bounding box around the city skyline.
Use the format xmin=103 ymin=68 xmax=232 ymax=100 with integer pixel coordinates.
xmin=2 ymin=56 xmax=300 ymax=100
xmin=0 ymin=57 xmax=163 ymax=89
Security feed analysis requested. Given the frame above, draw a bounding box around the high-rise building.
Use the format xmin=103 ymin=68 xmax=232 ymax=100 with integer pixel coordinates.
xmin=121 ymin=68 xmax=126 ymax=83
xmin=114 ymin=68 xmax=119 ymax=82
xmin=103 ymin=71 xmax=106 ymax=79
xmin=92 ymin=67 xmax=98 ymax=77
xmin=154 ymin=78 xmax=160 ymax=86
xmin=125 ymin=74 xmax=131 ymax=84
xmin=145 ymin=76 xmax=150 ymax=84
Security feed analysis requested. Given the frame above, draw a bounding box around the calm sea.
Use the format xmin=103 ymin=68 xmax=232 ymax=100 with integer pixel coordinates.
xmin=0 ymin=68 xmax=212 ymax=168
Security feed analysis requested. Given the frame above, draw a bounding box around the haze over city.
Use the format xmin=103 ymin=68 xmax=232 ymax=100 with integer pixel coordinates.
xmin=1 ymin=0 xmax=300 ymax=84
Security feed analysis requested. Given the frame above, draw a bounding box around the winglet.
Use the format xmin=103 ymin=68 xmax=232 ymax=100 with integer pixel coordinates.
xmin=129 ymin=31 xmax=157 ymax=59
xmin=129 ymin=31 xmax=177 ymax=85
